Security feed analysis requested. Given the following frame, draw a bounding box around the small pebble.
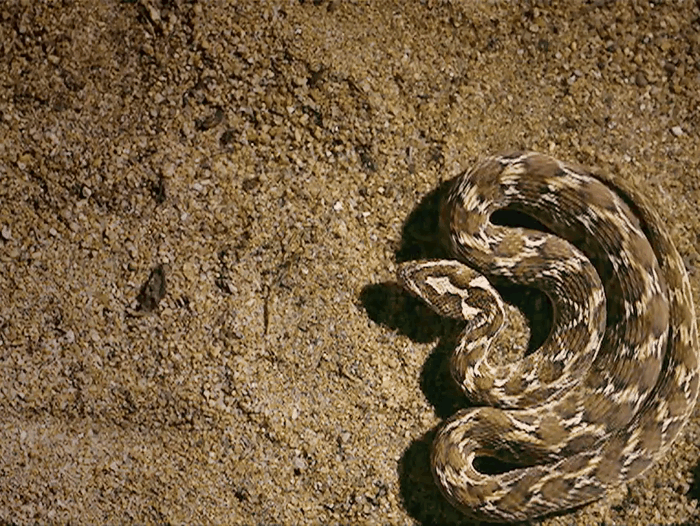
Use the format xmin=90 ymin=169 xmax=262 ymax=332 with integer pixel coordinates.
xmin=292 ymin=457 xmax=307 ymax=471
xmin=671 ymin=126 xmax=683 ymax=137
xmin=136 ymin=264 xmax=167 ymax=312
xmin=635 ymin=71 xmax=648 ymax=87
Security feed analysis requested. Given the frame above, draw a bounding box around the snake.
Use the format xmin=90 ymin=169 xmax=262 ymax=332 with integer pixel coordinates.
xmin=397 ymin=151 xmax=698 ymax=522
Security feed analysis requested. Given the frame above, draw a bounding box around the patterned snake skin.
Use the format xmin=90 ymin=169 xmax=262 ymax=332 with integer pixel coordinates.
xmin=398 ymin=152 xmax=698 ymax=522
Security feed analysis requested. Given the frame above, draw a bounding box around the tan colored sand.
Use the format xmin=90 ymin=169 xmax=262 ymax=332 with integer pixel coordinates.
xmin=1 ymin=0 xmax=699 ymax=524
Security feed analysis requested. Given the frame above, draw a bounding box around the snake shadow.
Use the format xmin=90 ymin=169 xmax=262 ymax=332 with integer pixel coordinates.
xmin=360 ymin=181 xmax=555 ymax=525
xmin=683 ymin=461 xmax=700 ymax=525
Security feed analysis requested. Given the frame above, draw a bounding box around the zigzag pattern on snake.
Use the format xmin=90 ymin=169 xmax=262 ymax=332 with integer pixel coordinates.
xmin=398 ymin=151 xmax=698 ymax=522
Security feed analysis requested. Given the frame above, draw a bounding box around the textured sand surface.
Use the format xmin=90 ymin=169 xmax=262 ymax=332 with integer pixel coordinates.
xmin=1 ymin=1 xmax=700 ymax=524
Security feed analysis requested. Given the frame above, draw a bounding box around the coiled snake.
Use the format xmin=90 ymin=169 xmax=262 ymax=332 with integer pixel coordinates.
xmin=398 ymin=152 xmax=698 ymax=522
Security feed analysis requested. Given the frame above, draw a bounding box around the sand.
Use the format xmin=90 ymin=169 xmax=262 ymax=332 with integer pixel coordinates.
xmin=1 ymin=0 xmax=699 ymax=524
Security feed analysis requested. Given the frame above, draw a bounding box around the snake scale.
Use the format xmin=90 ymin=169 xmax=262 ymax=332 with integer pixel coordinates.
xmin=397 ymin=152 xmax=698 ymax=522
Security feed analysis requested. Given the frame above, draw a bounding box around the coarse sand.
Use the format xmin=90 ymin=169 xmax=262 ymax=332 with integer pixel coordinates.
xmin=1 ymin=1 xmax=700 ymax=524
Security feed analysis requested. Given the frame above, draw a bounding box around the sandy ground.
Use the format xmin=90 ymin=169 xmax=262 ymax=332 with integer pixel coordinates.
xmin=1 ymin=0 xmax=700 ymax=524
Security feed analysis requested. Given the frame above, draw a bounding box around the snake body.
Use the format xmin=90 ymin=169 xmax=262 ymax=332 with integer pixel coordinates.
xmin=398 ymin=152 xmax=698 ymax=522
